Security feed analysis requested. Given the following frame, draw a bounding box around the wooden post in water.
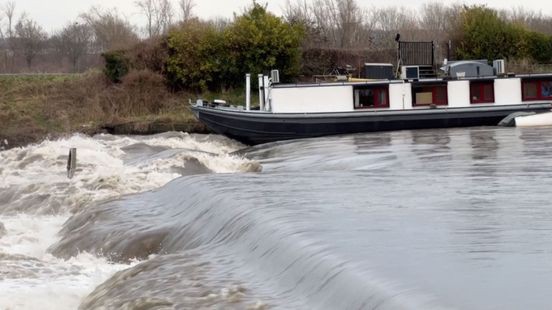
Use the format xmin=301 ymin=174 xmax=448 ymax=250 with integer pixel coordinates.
xmin=67 ymin=148 xmax=77 ymax=179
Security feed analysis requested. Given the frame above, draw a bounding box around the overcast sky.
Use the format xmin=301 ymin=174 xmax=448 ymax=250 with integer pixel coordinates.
xmin=7 ymin=0 xmax=552 ymax=33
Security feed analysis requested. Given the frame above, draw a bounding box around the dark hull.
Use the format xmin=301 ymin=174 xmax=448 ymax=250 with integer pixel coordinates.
xmin=192 ymin=103 xmax=552 ymax=145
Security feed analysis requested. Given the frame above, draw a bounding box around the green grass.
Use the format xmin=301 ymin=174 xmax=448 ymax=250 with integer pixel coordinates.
xmin=0 ymin=74 xmax=79 ymax=87
xmin=201 ymin=87 xmax=261 ymax=107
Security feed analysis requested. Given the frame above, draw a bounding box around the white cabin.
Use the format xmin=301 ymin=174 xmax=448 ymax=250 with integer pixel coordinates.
xmin=264 ymin=75 xmax=552 ymax=113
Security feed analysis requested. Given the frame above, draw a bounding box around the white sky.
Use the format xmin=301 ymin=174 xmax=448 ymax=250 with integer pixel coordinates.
xmin=6 ymin=0 xmax=552 ymax=34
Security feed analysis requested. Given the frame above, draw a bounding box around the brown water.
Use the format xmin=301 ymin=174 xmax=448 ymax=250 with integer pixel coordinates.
xmin=2 ymin=128 xmax=552 ymax=309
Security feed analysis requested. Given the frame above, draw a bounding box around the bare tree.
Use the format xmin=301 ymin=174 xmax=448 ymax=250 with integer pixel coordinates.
xmin=80 ymin=7 xmax=139 ymax=52
xmin=135 ymin=0 xmax=173 ymax=38
xmin=136 ymin=0 xmax=155 ymax=37
xmin=284 ymin=0 xmax=323 ymax=48
xmin=416 ymin=3 xmax=464 ymax=62
xmin=283 ymin=0 xmax=311 ymax=25
xmin=179 ymin=0 xmax=195 ymax=23
xmin=284 ymin=0 xmax=378 ymax=51
xmin=2 ymin=1 xmax=16 ymax=39
xmin=336 ymin=0 xmax=363 ymax=48
xmin=419 ymin=3 xmax=449 ymax=36
xmin=209 ymin=17 xmax=230 ymax=32
xmin=501 ymin=7 xmax=536 ymax=25
xmin=369 ymin=6 xmax=420 ymax=51
xmin=0 ymin=14 xmax=4 ymax=72
xmin=157 ymin=0 xmax=173 ymax=34
xmin=2 ymin=1 xmax=19 ymax=71
xmin=56 ymin=22 xmax=93 ymax=72
xmin=307 ymin=0 xmax=372 ymax=49
xmin=310 ymin=0 xmax=338 ymax=46
xmin=371 ymin=7 xmax=418 ymax=34
xmin=527 ymin=17 xmax=552 ymax=35
xmin=15 ymin=17 xmax=47 ymax=69
xmin=0 ymin=12 xmax=3 ymax=38
xmin=500 ymin=7 xmax=552 ymax=35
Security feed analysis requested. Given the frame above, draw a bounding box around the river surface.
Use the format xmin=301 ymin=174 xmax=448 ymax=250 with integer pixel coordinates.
xmin=1 ymin=128 xmax=552 ymax=309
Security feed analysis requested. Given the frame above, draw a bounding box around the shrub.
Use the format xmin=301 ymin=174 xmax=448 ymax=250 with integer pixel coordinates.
xmin=124 ymin=37 xmax=169 ymax=74
xmin=120 ymin=69 xmax=168 ymax=114
xmin=453 ymin=5 xmax=552 ymax=63
xmin=166 ymin=20 xmax=225 ymax=92
xmin=102 ymin=51 xmax=129 ymax=83
xmin=455 ymin=6 xmax=512 ymax=60
xmin=527 ymin=32 xmax=552 ymax=63
xmin=223 ymin=3 xmax=304 ymax=87
xmin=165 ymin=3 xmax=304 ymax=91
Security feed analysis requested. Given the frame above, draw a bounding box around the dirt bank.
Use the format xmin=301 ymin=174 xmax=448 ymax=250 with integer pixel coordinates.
xmin=0 ymin=72 xmax=208 ymax=149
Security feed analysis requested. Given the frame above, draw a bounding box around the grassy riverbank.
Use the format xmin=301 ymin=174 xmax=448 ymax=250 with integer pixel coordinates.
xmin=0 ymin=71 xmax=225 ymax=148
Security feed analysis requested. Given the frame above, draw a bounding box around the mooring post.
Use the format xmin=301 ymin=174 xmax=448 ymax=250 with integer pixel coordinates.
xmin=67 ymin=148 xmax=77 ymax=179
xmin=263 ymin=75 xmax=270 ymax=111
xmin=258 ymin=74 xmax=264 ymax=111
xmin=246 ymin=73 xmax=251 ymax=111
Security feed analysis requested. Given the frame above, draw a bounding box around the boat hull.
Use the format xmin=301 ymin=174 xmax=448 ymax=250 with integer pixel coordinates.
xmin=515 ymin=111 xmax=552 ymax=127
xmin=192 ymin=103 xmax=552 ymax=145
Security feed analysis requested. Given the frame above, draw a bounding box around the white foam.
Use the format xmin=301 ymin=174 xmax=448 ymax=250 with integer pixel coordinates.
xmin=0 ymin=133 xmax=254 ymax=309
xmin=0 ymin=214 xmax=135 ymax=310
xmin=0 ymin=252 xmax=133 ymax=310
xmin=195 ymin=153 xmax=261 ymax=173
xmin=0 ymin=215 xmax=65 ymax=257
xmin=0 ymin=133 xmax=256 ymax=213
xmin=130 ymin=133 xmax=245 ymax=155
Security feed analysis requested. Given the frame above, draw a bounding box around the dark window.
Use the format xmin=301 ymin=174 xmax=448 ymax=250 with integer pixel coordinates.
xmin=405 ymin=67 xmax=419 ymax=79
xmin=522 ymin=79 xmax=552 ymax=101
xmin=412 ymin=84 xmax=448 ymax=106
xmin=541 ymin=81 xmax=552 ymax=98
xmin=523 ymin=81 xmax=538 ymax=100
xmin=354 ymin=85 xmax=389 ymax=109
xmin=470 ymin=81 xmax=495 ymax=104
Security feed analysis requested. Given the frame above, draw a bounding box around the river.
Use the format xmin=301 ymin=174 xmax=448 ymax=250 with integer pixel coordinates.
xmin=1 ymin=127 xmax=552 ymax=309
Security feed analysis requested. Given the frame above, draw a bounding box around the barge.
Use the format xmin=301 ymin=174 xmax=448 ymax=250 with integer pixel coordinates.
xmin=191 ymin=70 xmax=552 ymax=145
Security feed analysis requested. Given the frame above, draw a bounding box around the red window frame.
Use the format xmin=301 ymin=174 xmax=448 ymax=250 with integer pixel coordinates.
xmin=470 ymin=81 xmax=495 ymax=104
xmin=354 ymin=85 xmax=389 ymax=109
xmin=522 ymin=79 xmax=552 ymax=101
xmin=412 ymin=84 xmax=448 ymax=106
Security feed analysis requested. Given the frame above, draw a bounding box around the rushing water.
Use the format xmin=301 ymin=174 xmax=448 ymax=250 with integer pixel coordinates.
xmin=1 ymin=127 xmax=552 ymax=309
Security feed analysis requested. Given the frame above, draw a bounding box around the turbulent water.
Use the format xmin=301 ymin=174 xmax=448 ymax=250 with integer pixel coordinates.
xmin=1 ymin=128 xmax=552 ymax=309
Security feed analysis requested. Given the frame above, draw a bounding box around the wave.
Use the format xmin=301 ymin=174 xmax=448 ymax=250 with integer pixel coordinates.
xmin=0 ymin=132 xmax=258 ymax=310
xmin=0 ymin=213 xmax=134 ymax=310
xmin=0 ymin=132 xmax=258 ymax=215
xmin=52 ymin=175 xmax=440 ymax=310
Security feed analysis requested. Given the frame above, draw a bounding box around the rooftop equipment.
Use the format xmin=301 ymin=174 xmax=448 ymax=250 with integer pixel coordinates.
xmin=397 ymin=39 xmax=436 ymax=78
xmin=362 ymin=63 xmax=394 ymax=79
xmin=493 ymin=59 xmax=506 ymax=75
xmin=400 ymin=65 xmax=420 ymax=80
xmin=440 ymin=60 xmax=494 ymax=78
xmin=271 ymin=70 xmax=280 ymax=84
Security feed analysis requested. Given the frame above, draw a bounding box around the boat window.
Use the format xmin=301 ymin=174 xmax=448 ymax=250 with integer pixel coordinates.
xmin=412 ymin=83 xmax=448 ymax=106
xmin=470 ymin=81 xmax=495 ymax=104
xmin=523 ymin=81 xmax=538 ymax=100
xmin=541 ymin=81 xmax=552 ymax=98
xmin=354 ymin=85 xmax=389 ymax=109
xmin=522 ymin=79 xmax=552 ymax=101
